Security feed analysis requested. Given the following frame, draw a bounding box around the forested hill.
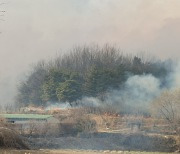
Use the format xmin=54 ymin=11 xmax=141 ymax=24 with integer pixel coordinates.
xmin=16 ymin=45 xmax=171 ymax=107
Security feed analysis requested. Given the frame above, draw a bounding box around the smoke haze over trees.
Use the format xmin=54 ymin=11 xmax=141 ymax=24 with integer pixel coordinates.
xmin=16 ymin=45 xmax=176 ymax=114
xmin=1 ymin=0 xmax=180 ymax=108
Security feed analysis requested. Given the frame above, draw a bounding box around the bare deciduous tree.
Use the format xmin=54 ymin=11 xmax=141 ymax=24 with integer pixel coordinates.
xmin=152 ymin=89 xmax=180 ymax=134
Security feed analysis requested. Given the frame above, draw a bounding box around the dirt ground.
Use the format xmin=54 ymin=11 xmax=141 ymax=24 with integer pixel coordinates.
xmin=0 ymin=150 xmax=176 ymax=154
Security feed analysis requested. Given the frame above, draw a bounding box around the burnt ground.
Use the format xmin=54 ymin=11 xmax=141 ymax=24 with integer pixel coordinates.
xmin=26 ymin=132 xmax=178 ymax=152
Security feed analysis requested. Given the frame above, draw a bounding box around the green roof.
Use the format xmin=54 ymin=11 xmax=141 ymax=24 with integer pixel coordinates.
xmin=0 ymin=114 xmax=53 ymax=120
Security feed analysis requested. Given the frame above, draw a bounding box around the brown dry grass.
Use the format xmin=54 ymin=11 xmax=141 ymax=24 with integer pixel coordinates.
xmin=57 ymin=109 xmax=97 ymax=135
xmin=0 ymin=127 xmax=29 ymax=149
xmin=54 ymin=108 xmax=176 ymax=134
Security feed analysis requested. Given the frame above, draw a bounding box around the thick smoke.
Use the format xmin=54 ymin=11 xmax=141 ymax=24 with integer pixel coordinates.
xmin=105 ymin=74 xmax=161 ymax=113
xmin=79 ymin=74 xmax=161 ymax=114
xmin=168 ymin=62 xmax=180 ymax=89
xmin=45 ymin=61 xmax=180 ymax=114
xmin=79 ymin=62 xmax=180 ymax=114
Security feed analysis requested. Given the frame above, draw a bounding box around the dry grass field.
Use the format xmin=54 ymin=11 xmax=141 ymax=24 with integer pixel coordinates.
xmin=0 ymin=109 xmax=179 ymax=153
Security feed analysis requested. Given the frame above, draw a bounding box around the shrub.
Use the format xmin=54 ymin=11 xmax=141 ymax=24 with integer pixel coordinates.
xmin=75 ymin=116 xmax=97 ymax=133
xmin=58 ymin=109 xmax=97 ymax=135
xmin=0 ymin=127 xmax=29 ymax=149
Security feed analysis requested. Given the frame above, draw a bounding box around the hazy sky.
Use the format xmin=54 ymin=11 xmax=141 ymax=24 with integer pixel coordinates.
xmin=0 ymin=0 xmax=180 ymax=105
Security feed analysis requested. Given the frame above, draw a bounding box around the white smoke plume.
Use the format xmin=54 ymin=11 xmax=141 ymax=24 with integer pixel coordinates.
xmin=75 ymin=74 xmax=162 ymax=114
xmin=45 ymin=102 xmax=71 ymax=111
xmin=79 ymin=97 xmax=102 ymax=107
xmin=78 ymin=61 xmax=180 ymax=114
xmin=44 ymin=61 xmax=180 ymax=114
xmin=105 ymin=74 xmax=161 ymax=114
xmin=168 ymin=62 xmax=180 ymax=89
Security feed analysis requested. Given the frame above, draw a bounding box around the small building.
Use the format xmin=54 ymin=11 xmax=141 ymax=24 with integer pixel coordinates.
xmin=0 ymin=114 xmax=59 ymax=134
xmin=0 ymin=114 xmax=58 ymax=123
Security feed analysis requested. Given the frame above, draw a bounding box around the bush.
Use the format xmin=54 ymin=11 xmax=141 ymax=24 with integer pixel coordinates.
xmin=75 ymin=116 xmax=97 ymax=133
xmin=58 ymin=109 xmax=97 ymax=135
xmin=0 ymin=127 xmax=29 ymax=149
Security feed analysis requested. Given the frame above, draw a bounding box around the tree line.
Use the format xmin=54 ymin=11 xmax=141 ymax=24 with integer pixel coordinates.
xmin=16 ymin=45 xmax=172 ymax=107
